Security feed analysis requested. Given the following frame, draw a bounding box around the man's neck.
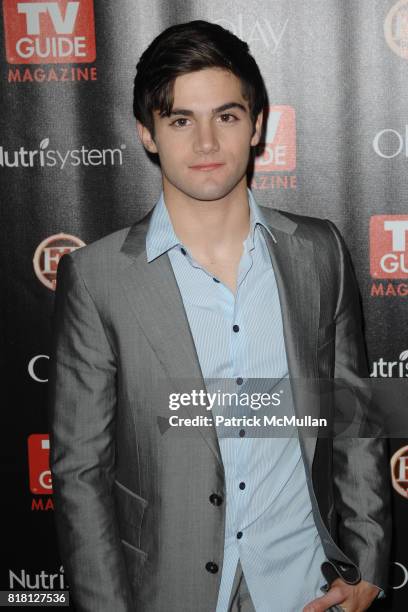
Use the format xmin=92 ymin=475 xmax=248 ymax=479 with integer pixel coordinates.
xmin=162 ymin=178 xmax=251 ymax=262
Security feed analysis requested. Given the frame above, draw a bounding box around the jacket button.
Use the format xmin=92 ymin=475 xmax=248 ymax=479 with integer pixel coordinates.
xmin=209 ymin=493 xmax=223 ymax=506
xmin=205 ymin=562 xmax=219 ymax=574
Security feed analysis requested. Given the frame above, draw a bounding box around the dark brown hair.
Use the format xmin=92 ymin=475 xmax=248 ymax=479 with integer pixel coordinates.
xmin=133 ymin=20 xmax=268 ymax=136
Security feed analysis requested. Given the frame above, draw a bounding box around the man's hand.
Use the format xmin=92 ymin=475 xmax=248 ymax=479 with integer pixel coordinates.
xmin=302 ymin=578 xmax=381 ymax=612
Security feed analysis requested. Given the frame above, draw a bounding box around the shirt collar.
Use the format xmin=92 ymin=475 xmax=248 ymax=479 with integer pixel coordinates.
xmin=246 ymin=188 xmax=276 ymax=250
xmin=146 ymin=192 xmax=180 ymax=262
xmin=146 ymin=188 xmax=275 ymax=263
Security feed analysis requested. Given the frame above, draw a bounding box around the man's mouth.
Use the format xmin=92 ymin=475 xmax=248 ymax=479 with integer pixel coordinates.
xmin=189 ymin=163 xmax=225 ymax=171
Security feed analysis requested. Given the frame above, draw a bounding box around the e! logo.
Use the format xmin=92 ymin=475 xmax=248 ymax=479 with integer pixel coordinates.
xmin=391 ymin=445 xmax=408 ymax=498
xmin=33 ymin=232 xmax=85 ymax=291
xmin=384 ymin=0 xmax=408 ymax=60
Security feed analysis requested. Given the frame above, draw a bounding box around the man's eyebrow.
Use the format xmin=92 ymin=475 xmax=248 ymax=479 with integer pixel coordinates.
xmin=168 ymin=102 xmax=248 ymax=117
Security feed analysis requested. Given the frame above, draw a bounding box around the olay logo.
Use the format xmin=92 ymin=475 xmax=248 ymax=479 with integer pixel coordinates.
xmin=214 ymin=15 xmax=289 ymax=53
xmin=3 ymin=1 xmax=96 ymax=64
xmin=392 ymin=562 xmax=408 ymax=590
xmin=28 ymin=354 xmax=49 ymax=383
xmin=28 ymin=434 xmax=53 ymax=494
xmin=370 ymin=215 xmax=408 ymax=279
xmin=391 ymin=445 xmax=408 ymax=498
xmin=255 ymin=106 xmax=296 ymax=172
xmin=33 ymin=233 xmax=85 ymax=291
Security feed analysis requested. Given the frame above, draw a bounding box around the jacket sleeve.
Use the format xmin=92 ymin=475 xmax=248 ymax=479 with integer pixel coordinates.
xmin=47 ymin=252 xmax=134 ymax=611
xmin=326 ymin=220 xmax=392 ymax=592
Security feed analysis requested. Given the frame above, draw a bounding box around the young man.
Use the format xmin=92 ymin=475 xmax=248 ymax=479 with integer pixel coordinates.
xmin=48 ymin=20 xmax=390 ymax=612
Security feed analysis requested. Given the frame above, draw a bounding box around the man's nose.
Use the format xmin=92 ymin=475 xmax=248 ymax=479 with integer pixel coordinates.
xmin=193 ymin=121 xmax=220 ymax=154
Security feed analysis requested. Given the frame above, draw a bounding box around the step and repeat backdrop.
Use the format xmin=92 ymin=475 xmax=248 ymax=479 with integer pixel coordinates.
xmin=1 ymin=0 xmax=408 ymax=609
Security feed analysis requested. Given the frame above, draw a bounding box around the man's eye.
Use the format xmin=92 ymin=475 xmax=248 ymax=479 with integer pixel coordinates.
xmin=219 ymin=113 xmax=237 ymax=122
xmin=171 ymin=118 xmax=189 ymax=127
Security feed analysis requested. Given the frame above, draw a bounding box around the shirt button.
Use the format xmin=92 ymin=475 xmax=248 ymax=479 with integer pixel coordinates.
xmin=213 ymin=277 xmax=220 ymax=283
xmin=180 ymin=247 xmax=187 ymax=255
xmin=205 ymin=561 xmax=219 ymax=573
xmin=239 ymin=482 xmax=246 ymax=490
xmin=233 ymin=324 xmax=240 ymax=332
xmin=237 ymin=531 xmax=243 ymax=539
xmin=239 ymin=429 xmax=246 ymax=437
xmin=209 ymin=493 xmax=223 ymax=506
xmin=236 ymin=377 xmax=243 ymax=385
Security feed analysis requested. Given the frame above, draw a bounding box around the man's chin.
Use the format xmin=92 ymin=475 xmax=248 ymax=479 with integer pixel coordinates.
xmin=174 ymin=180 xmax=243 ymax=203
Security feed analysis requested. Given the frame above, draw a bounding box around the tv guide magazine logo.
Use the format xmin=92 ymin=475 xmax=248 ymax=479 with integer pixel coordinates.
xmin=255 ymin=105 xmax=296 ymax=172
xmin=3 ymin=0 xmax=96 ymax=64
xmin=252 ymin=105 xmax=296 ymax=191
xmin=28 ymin=434 xmax=53 ymax=494
xmin=370 ymin=215 xmax=408 ymax=279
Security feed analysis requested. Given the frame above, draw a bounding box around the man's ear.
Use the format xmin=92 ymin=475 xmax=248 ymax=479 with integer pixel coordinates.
xmin=136 ymin=120 xmax=158 ymax=154
xmin=250 ymin=110 xmax=264 ymax=147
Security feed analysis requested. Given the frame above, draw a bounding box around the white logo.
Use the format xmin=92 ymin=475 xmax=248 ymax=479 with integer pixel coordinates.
xmin=392 ymin=562 xmax=408 ymax=590
xmin=379 ymin=219 xmax=408 ymax=275
xmin=9 ymin=566 xmax=67 ymax=590
xmin=371 ymin=350 xmax=408 ymax=377
xmin=214 ymin=15 xmax=289 ymax=53
xmin=0 ymin=139 xmax=126 ymax=169
xmin=384 ymin=220 xmax=408 ymax=251
xmin=373 ymin=125 xmax=408 ymax=158
xmin=28 ymin=355 xmax=49 ymax=383
xmin=18 ymin=3 xmax=79 ymax=35
xmin=16 ymin=2 xmax=85 ymax=59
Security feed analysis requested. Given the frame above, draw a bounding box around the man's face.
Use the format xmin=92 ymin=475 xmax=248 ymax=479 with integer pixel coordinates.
xmin=137 ymin=68 xmax=263 ymax=202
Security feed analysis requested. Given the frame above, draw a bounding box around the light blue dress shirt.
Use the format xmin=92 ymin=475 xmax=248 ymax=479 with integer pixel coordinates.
xmin=146 ymin=189 xmax=328 ymax=612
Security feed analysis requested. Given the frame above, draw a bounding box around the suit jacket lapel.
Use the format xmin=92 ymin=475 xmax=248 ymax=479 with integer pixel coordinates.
xmin=260 ymin=220 xmax=321 ymax=469
xmin=119 ymin=214 xmax=222 ymax=465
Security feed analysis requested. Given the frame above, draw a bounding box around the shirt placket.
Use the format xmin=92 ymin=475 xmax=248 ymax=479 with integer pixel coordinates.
xmin=226 ymin=238 xmax=256 ymax=544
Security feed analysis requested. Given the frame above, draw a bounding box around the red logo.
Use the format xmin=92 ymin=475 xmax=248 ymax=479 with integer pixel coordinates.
xmin=391 ymin=445 xmax=408 ymax=498
xmin=33 ymin=232 xmax=85 ymax=291
xmin=3 ymin=0 xmax=96 ymax=64
xmin=255 ymin=105 xmax=296 ymax=172
xmin=28 ymin=434 xmax=53 ymax=494
xmin=370 ymin=215 xmax=408 ymax=279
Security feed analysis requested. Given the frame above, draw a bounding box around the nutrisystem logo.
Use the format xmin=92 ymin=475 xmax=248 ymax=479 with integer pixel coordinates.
xmin=0 ymin=138 xmax=126 ymax=169
xmin=9 ymin=566 xmax=68 ymax=589
xmin=371 ymin=350 xmax=408 ymax=377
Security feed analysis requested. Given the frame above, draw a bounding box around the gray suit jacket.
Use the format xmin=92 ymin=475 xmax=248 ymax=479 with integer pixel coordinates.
xmin=48 ymin=204 xmax=391 ymax=612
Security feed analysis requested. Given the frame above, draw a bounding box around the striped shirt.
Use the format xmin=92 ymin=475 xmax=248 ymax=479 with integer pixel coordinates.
xmin=146 ymin=189 xmax=327 ymax=612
